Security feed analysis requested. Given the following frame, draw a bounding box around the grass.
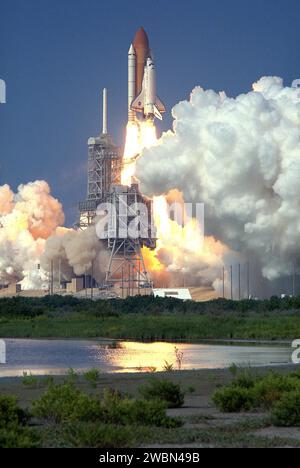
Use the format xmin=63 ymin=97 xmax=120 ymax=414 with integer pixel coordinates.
xmin=0 ymin=312 xmax=300 ymax=340
xmin=40 ymin=421 xmax=300 ymax=448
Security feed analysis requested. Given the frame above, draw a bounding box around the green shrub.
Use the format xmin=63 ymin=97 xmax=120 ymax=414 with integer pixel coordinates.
xmin=44 ymin=376 xmax=54 ymax=387
xmin=0 ymin=395 xmax=29 ymax=428
xmin=139 ymin=379 xmax=185 ymax=408
xmin=271 ymin=391 xmax=300 ymax=427
xmin=22 ymin=372 xmax=39 ymax=389
xmin=213 ymin=371 xmax=300 ymax=414
xmin=186 ymin=385 xmax=195 ymax=394
xmin=252 ymin=372 xmax=300 ymax=409
xmin=102 ymin=387 xmax=127 ymax=404
xmin=101 ymin=390 xmax=180 ymax=428
xmin=229 ymin=363 xmax=238 ymax=377
xmin=66 ymin=368 xmax=79 ymax=384
xmin=0 ymin=395 xmax=38 ymax=448
xmin=288 ymin=370 xmax=300 ymax=380
xmin=32 ymin=382 xmax=179 ymax=428
xmin=0 ymin=425 xmax=40 ymax=448
xmin=163 ymin=361 xmax=174 ymax=372
xmin=90 ymin=302 xmax=119 ymax=318
xmin=84 ymin=368 xmax=100 ymax=388
xmin=212 ymin=386 xmax=255 ymax=412
xmin=62 ymin=423 xmax=134 ymax=448
xmin=232 ymin=370 xmax=257 ymax=390
xmin=32 ymin=383 xmax=102 ymax=423
xmin=103 ymin=397 xmax=179 ymax=428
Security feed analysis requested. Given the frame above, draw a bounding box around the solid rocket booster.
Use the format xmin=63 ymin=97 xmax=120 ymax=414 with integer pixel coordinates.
xmin=127 ymin=27 xmax=165 ymax=122
xmin=128 ymin=45 xmax=136 ymax=122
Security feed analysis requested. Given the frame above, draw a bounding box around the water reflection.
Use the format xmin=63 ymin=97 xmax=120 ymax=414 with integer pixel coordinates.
xmin=106 ymin=341 xmax=292 ymax=373
xmin=106 ymin=342 xmax=180 ymax=372
xmin=0 ymin=339 xmax=293 ymax=377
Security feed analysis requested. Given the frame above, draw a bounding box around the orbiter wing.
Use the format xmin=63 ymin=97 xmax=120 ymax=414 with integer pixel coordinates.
xmin=131 ymin=90 xmax=145 ymax=113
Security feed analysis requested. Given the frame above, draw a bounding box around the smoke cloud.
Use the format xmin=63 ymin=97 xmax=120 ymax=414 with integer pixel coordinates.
xmin=0 ymin=181 xmax=64 ymax=288
xmin=41 ymin=222 xmax=109 ymax=284
xmin=137 ymin=77 xmax=300 ymax=283
xmin=0 ymin=180 xmax=108 ymax=289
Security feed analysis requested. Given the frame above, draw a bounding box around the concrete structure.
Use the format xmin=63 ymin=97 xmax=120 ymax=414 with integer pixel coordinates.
xmin=0 ymin=286 xmax=47 ymax=298
xmin=66 ymin=277 xmax=84 ymax=294
xmin=0 ymin=283 xmax=21 ymax=296
xmin=188 ymin=287 xmax=219 ymax=302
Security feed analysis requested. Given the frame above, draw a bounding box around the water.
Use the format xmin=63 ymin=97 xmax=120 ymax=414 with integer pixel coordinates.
xmin=0 ymin=338 xmax=293 ymax=377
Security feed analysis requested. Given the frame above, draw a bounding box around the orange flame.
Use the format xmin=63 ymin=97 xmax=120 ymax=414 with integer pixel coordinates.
xmin=122 ymin=120 xmax=157 ymax=186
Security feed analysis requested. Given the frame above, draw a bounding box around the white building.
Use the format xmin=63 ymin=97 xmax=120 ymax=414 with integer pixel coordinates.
xmin=152 ymin=288 xmax=192 ymax=301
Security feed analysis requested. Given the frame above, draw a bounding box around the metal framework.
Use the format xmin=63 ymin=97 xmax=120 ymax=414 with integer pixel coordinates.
xmin=87 ymin=133 xmax=121 ymax=202
xmin=78 ymin=133 xmax=122 ymax=229
xmin=76 ymin=89 xmax=156 ymax=296
xmin=100 ymin=184 xmax=156 ymax=294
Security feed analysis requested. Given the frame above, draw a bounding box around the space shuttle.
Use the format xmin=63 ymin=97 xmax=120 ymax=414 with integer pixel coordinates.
xmin=128 ymin=27 xmax=166 ymax=122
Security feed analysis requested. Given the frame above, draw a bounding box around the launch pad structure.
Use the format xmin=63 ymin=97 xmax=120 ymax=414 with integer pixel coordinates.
xmin=78 ymin=89 xmax=156 ymax=296
xmin=78 ymin=88 xmax=122 ymax=228
xmin=103 ymin=184 xmax=155 ymax=295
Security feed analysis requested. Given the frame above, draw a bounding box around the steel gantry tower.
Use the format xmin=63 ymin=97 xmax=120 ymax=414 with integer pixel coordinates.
xmin=77 ymin=89 xmax=156 ymax=296
xmin=78 ymin=89 xmax=122 ymax=228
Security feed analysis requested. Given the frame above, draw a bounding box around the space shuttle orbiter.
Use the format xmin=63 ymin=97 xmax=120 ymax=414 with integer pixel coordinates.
xmin=128 ymin=27 xmax=166 ymax=122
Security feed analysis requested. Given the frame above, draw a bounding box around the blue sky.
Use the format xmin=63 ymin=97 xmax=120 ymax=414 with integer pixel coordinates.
xmin=1 ymin=0 xmax=300 ymax=225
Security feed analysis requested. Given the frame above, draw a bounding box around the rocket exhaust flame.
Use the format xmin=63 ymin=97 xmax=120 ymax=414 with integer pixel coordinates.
xmin=121 ymin=121 xmax=140 ymax=186
xmin=121 ymin=114 xmax=222 ymax=290
xmin=121 ymin=119 xmax=157 ymax=186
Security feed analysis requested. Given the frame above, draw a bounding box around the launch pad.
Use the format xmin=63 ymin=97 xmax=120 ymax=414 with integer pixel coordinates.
xmin=101 ymin=184 xmax=155 ymax=295
xmin=78 ymin=87 xmax=156 ymax=296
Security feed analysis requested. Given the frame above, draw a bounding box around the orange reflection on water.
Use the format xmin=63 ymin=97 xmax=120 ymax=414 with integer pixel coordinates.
xmin=108 ymin=341 xmax=183 ymax=373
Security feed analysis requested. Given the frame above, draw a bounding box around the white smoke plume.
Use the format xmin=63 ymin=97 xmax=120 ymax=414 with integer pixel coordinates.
xmin=0 ymin=180 xmax=108 ymax=289
xmin=41 ymin=223 xmax=109 ymax=284
xmin=0 ymin=181 xmax=64 ymax=288
xmin=137 ymin=77 xmax=300 ymax=284
xmin=144 ymin=191 xmax=230 ymax=289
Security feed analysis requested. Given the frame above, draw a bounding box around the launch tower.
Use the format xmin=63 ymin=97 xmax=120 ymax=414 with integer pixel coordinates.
xmin=78 ymin=87 xmax=156 ymax=296
xmin=78 ymin=89 xmax=122 ymax=229
xmin=102 ymin=184 xmax=156 ymax=295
